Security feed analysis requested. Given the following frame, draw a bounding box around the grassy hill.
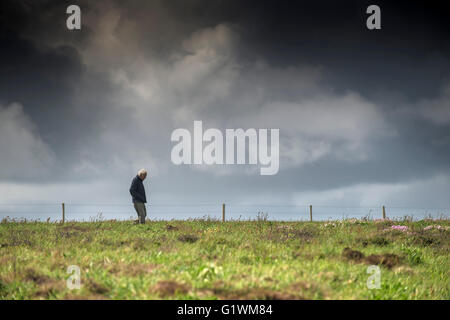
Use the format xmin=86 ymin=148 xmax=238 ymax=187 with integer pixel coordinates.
xmin=0 ymin=218 xmax=448 ymax=299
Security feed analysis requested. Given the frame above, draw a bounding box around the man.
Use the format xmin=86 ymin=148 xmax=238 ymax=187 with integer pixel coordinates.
xmin=129 ymin=169 xmax=148 ymax=224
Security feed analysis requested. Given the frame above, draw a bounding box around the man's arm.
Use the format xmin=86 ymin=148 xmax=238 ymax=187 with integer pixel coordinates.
xmin=129 ymin=178 xmax=139 ymax=198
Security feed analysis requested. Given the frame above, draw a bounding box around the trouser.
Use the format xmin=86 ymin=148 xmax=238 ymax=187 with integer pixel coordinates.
xmin=133 ymin=202 xmax=147 ymax=224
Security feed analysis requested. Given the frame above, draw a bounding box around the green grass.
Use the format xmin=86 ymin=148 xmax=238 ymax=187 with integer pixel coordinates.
xmin=0 ymin=218 xmax=448 ymax=300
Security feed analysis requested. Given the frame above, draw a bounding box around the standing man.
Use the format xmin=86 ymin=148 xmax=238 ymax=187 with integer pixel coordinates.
xmin=129 ymin=169 xmax=148 ymax=224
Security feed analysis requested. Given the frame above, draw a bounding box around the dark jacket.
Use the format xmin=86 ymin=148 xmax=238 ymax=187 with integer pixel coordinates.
xmin=129 ymin=175 xmax=147 ymax=203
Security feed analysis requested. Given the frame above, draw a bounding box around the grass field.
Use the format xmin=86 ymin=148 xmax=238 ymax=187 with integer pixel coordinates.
xmin=0 ymin=217 xmax=448 ymax=300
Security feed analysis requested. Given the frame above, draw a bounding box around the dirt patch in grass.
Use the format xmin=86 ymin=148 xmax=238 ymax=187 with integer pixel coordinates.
xmin=359 ymin=236 xmax=391 ymax=247
xmin=197 ymin=281 xmax=320 ymax=300
xmin=87 ymin=279 xmax=109 ymax=295
xmin=224 ymin=288 xmax=302 ymax=300
xmin=342 ymin=247 xmax=401 ymax=269
xmin=342 ymin=248 xmax=365 ymax=262
xmin=24 ymin=268 xmax=53 ymax=285
xmin=34 ymin=280 xmax=66 ymax=299
xmin=166 ymin=225 xmax=179 ymax=231
xmin=151 ymin=280 xmax=190 ymax=297
xmin=127 ymin=264 xmax=158 ymax=276
xmin=21 ymin=268 xmax=65 ymax=299
xmin=365 ymin=253 xmax=400 ymax=269
xmin=288 ymin=281 xmax=326 ymax=299
xmin=209 ymin=285 xmax=305 ymax=300
xmin=178 ymin=234 xmax=199 ymax=243
xmin=107 ymin=262 xmax=158 ymax=277
xmin=266 ymin=226 xmax=316 ymax=243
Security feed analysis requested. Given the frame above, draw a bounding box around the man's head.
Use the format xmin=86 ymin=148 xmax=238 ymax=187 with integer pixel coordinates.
xmin=137 ymin=169 xmax=147 ymax=180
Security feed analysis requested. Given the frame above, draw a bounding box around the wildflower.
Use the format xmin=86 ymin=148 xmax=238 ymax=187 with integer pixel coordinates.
xmin=390 ymin=225 xmax=408 ymax=232
xmin=323 ymin=222 xmax=337 ymax=228
xmin=424 ymin=225 xmax=448 ymax=231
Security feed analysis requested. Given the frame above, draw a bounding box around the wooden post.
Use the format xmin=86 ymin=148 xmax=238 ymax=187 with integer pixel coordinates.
xmin=62 ymin=203 xmax=65 ymax=224
xmin=309 ymin=205 xmax=313 ymax=222
xmin=382 ymin=205 xmax=386 ymax=220
xmin=222 ymin=203 xmax=225 ymax=222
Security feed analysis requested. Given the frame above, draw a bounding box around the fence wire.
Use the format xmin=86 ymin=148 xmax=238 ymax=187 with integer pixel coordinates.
xmin=0 ymin=202 xmax=449 ymax=222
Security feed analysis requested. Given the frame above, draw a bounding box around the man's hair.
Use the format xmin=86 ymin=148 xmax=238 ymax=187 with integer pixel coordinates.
xmin=138 ymin=169 xmax=147 ymax=176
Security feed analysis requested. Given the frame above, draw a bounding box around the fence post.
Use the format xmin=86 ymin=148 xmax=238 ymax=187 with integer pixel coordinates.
xmin=62 ymin=203 xmax=65 ymax=224
xmin=382 ymin=205 xmax=386 ymax=220
xmin=222 ymin=203 xmax=225 ymax=222
xmin=309 ymin=205 xmax=313 ymax=222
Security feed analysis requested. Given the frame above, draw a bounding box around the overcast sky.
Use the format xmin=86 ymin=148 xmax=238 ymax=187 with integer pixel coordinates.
xmin=1 ymin=0 xmax=449 ymax=219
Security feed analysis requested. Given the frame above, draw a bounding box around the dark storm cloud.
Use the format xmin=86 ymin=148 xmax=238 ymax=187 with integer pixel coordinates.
xmin=0 ymin=0 xmax=135 ymax=182
xmin=0 ymin=0 xmax=449 ymax=208
xmin=0 ymin=31 xmax=124 ymax=182
xmin=219 ymin=0 xmax=450 ymax=101
xmin=4 ymin=0 xmax=449 ymax=102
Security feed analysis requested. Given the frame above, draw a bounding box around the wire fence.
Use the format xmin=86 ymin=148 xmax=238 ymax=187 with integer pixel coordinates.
xmin=0 ymin=202 xmax=449 ymax=222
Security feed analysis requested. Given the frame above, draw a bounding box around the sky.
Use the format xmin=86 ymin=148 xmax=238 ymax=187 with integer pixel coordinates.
xmin=0 ymin=0 xmax=449 ymax=220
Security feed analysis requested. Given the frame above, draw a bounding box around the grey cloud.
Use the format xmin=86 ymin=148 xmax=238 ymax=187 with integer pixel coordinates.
xmin=1 ymin=0 xmax=449 ymax=209
xmin=418 ymin=83 xmax=450 ymax=125
xmin=0 ymin=103 xmax=55 ymax=179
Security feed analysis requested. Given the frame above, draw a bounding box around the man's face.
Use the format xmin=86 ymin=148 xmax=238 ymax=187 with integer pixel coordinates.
xmin=140 ymin=173 xmax=147 ymax=180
